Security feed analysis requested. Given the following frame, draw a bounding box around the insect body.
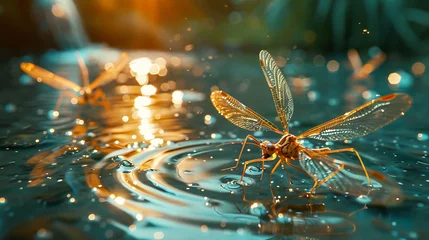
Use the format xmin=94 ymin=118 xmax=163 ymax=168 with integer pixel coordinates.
xmin=211 ymin=50 xmax=412 ymax=195
xmin=20 ymin=52 xmax=128 ymax=111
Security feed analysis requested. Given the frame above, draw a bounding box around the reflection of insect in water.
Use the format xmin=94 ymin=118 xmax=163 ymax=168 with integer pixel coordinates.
xmin=20 ymin=52 xmax=128 ymax=111
xmin=211 ymin=50 xmax=412 ymax=195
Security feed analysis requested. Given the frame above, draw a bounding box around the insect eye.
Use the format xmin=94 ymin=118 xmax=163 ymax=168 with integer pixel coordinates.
xmin=267 ymin=144 xmax=275 ymax=152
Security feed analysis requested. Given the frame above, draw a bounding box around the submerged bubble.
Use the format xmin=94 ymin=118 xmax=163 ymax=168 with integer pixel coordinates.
xmin=356 ymin=195 xmax=372 ymax=204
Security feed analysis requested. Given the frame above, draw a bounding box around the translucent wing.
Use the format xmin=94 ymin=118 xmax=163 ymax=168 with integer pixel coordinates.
xmin=210 ymin=90 xmax=283 ymax=134
xmin=297 ymin=94 xmax=412 ymax=141
xmin=259 ymin=50 xmax=294 ymax=132
xmin=89 ymin=52 xmax=129 ymax=90
xmin=20 ymin=63 xmax=81 ymax=92
xmin=299 ymin=149 xmax=402 ymax=205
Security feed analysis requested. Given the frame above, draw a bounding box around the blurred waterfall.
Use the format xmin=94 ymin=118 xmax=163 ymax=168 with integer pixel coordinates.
xmin=32 ymin=0 xmax=89 ymax=49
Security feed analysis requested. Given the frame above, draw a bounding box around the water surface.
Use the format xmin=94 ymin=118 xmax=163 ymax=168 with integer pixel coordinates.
xmin=0 ymin=49 xmax=428 ymax=239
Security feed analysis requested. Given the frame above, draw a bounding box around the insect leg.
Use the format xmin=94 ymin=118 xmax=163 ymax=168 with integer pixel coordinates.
xmin=63 ymin=90 xmax=81 ymax=102
xmin=92 ymin=88 xmax=111 ymax=109
xmin=54 ymin=90 xmax=79 ymax=112
xmin=311 ymin=147 xmax=331 ymax=153
xmin=269 ymin=160 xmax=283 ymax=198
xmin=313 ymin=162 xmax=344 ymax=191
xmin=285 ymin=160 xmax=319 ymax=196
xmin=316 ymin=148 xmax=372 ymax=187
xmin=260 ymin=155 xmax=276 ymax=180
xmin=222 ymin=135 xmax=260 ymax=171
xmin=301 ymin=150 xmax=345 ymax=193
xmin=279 ymin=158 xmax=294 ymax=185
xmin=240 ymin=157 xmax=276 ymax=182
xmin=240 ymin=159 xmax=263 ymax=182
xmin=54 ymin=92 xmax=65 ymax=112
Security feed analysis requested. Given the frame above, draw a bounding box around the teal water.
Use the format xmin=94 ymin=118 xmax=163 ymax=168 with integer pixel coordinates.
xmin=0 ymin=49 xmax=428 ymax=239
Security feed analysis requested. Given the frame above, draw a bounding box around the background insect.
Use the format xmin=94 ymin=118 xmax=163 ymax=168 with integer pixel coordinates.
xmin=20 ymin=52 xmax=128 ymax=111
xmin=211 ymin=50 xmax=412 ymax=196
xmin=348 ymin=49 xmax=386 ymax=80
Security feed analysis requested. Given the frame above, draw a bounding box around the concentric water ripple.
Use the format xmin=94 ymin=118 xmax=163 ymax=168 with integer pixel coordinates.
xmin=84 ymin=138 xmax=415 ymax=238
xmin=1 ymin=51 xmax=428 ymax=239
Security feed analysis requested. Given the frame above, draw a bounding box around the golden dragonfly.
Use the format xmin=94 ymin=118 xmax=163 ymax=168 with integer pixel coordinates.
xmin=20 ymin=52 xmax=128 ymax=110
xmin=211 ymin=50 xmax=412 ymax=195
xmin=348 ymin=49 xmax=386 ymax=80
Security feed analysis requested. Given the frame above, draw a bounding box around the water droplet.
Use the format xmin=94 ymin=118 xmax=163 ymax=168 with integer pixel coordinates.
xmin=120 ymin=160 xmax=135 ymax=167
xmin=64 ymin=147 xmax=80 ymax=155
xmin=225 ymin=180 xmax=242 ymax=189
xmin=308 ymin=91 xmax=320 ymax=101
xmin=409 ymin=231 xmax=419 ymax=239
xmin=139 ymin=142 xmax=149 ymax=148
xmin=87 ymin=132 xmax=96 ymax=138
xmin=205 ymin=200 xmax=219 ymax=207
xmin=90 ymin=150 xmax=105 ymax=161
xmin=361 ymin=180 xmax=382 ymax=189
xmin=356 ymin=195 xmax=372 ymax=204
xmin=328 ymin=98 xmax=339 ymax=106
xmin=210 ymin=133 xmax=222 ymax=139
xmin=5 ymin=103 xmax=16 ymax=113
xmin=245 ymin=165 xmax=263 ymax=176
xmin=48 ymin=110 xmax=59 ymax=120
xmin=220 ymin=176 xmax=254 ymax=192
xmin=276 ymin=213 xmax=292 ymax=223
xmin=187 ymin=183 xmax=199 ymax=187
xmin=249 ymin=202 xmax=268 ymax=217
xmin=110 ymin=155 xmax=126 ymax=162
xmin=19 ymin=74 xmax=33 ymax=85
xmin=417 ymin=133 xmax=428 ymax=141
xmin=254 ymin=131 xmax=263 ymax=137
